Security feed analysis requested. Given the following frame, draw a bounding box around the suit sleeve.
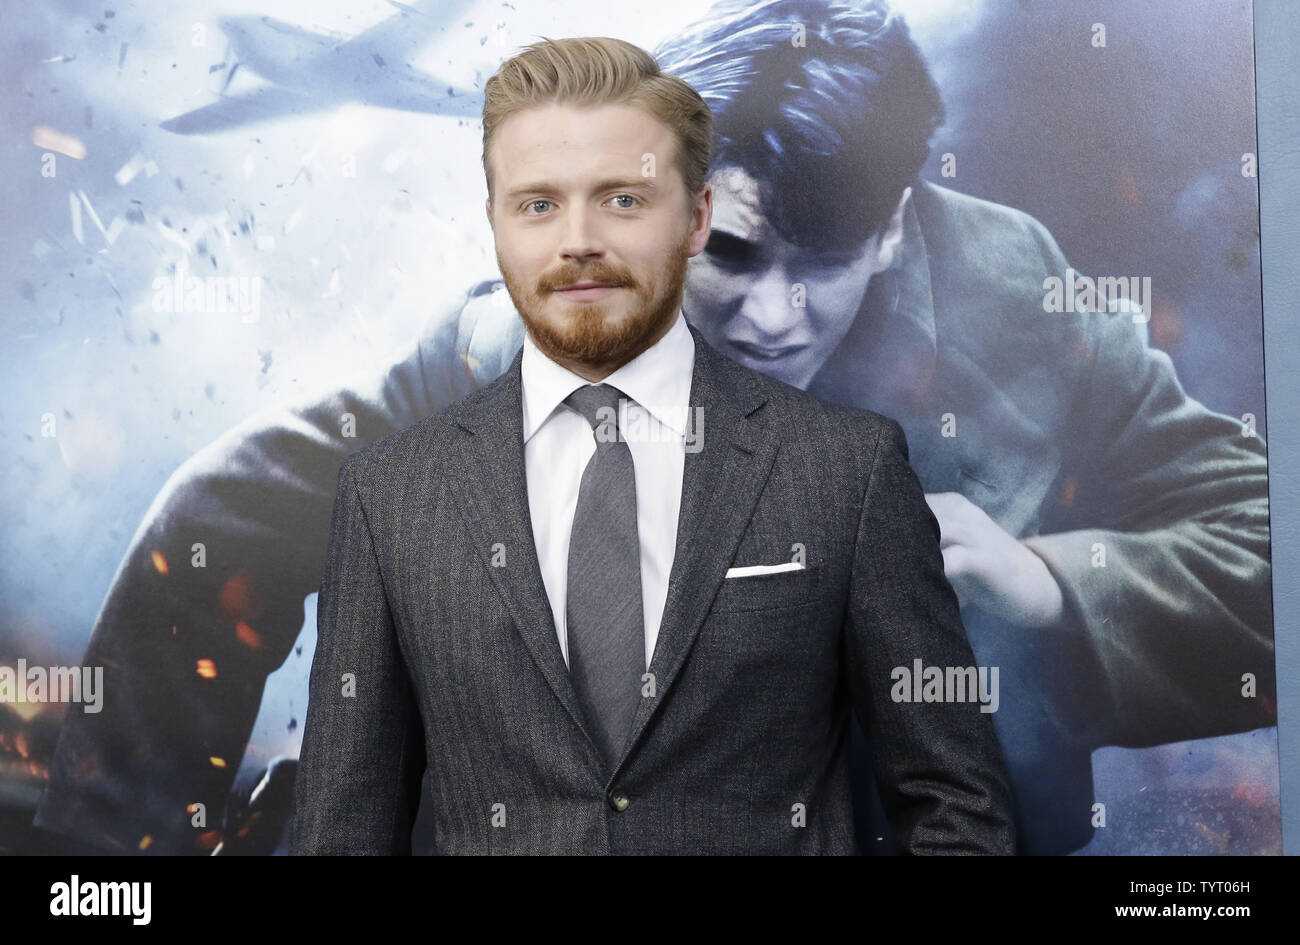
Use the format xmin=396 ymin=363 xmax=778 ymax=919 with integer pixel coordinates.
xmin=845 ymin=417 xmax=1017 ymax=855
xmin=1020 ymin=302 xmax=1275 ymax=748
xmin=33 ymin=299 xmax=460 ymax=854
xmin=289 ymin=458 xmax=426 ymax=855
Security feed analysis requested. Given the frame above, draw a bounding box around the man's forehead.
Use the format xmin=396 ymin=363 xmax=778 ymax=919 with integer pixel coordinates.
xmin=494 ymin=102 xmax=671 ymax=186
xmin=708 ymin=165 xmax=764 ymax=241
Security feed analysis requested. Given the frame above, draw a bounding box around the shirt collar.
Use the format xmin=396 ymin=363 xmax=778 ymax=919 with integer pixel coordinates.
xmin=521 ymin=307 xmax=695 ymax=443
xmin=878 ymin=184 xmax=936 ymax=351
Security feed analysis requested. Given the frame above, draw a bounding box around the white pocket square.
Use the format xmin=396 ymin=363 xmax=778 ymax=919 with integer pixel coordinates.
xmin=724 ymin=561 xmax=805 ymax=578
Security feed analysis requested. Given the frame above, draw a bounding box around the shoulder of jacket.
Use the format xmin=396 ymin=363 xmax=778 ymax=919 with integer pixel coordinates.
xmin=914 ymin=179 xmax=1060 ymax=253
xmin=384 ymin=278 xmax=523 ymax=431
xmin=454 ymin=278 xmax=525 ymax=386
xmin=714 ymin=349 xmax=889 ymax=448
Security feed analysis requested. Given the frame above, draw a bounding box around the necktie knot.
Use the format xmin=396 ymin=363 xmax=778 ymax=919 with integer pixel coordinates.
xmin=564 ymin=383 xmax=631 ymax=446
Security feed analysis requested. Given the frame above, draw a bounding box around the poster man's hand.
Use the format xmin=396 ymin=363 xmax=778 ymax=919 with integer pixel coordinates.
xmin=923 ymin=491 xmax=1064 ymax=629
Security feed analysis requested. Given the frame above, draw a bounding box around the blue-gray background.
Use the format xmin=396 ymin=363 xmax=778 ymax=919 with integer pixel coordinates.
xmin=0 ymin=0 xmax=1288 ymax=852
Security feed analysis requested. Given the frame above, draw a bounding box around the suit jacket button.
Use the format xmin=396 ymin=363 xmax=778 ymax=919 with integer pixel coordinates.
xmin=610 ymin=793 xmax=630 ymax=812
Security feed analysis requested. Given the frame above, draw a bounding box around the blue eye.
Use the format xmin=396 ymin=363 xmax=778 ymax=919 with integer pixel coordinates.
xmin=523 ymin=195 xmax=638 ymax=214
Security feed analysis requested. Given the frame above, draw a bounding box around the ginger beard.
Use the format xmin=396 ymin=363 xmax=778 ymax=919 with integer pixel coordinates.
xmin=499 ymin=227 xmax=692 ymax=369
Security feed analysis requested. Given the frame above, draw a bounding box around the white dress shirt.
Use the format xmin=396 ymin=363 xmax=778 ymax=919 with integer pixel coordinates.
xmin=521 ymin=308 xmax=694 ymax=671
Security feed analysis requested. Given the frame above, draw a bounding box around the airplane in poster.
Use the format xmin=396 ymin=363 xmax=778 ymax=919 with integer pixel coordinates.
xmin=160 ymin=0 xmax=484 ymax=134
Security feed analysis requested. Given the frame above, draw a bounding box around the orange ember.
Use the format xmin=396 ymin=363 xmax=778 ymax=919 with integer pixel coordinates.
xmin=1150 ymin=297 xmax=1184 ymax=349
xmin=219 ymin=571 xmax=264 ymax=623
xmin=1116 ymin=170 xmax=1140 ymax=207
xmin=235 ymin=621 xmax=263 ymax=650
xmin=1231 ymin=781 xmax=1270 ymax=806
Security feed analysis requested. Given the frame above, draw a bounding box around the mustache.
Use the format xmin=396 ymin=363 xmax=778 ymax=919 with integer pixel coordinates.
xmin=541 ymin=269 xmax=632 ymax=291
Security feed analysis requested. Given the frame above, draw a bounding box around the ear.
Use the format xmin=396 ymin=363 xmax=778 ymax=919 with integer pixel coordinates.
xmin=687 ymin=184 xmax=712 ymax=256
xmin=485 ymin=196 xmax=494 ymax=231
xmin=874 ymin=185 xmax=912 ymax=271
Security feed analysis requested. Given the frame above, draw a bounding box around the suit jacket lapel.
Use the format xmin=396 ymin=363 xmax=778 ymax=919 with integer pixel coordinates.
xmin=444 ymin=346 xmax=599 ymax=759
xmin=445 ymin=323 xmax=779 ymax=782
xmin=614 ymin=326 xmax=778 ymax=775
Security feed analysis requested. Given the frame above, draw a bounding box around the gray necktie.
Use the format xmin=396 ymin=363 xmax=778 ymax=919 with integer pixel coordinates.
xmin=563 ymin=383 xmax=645 ymax=769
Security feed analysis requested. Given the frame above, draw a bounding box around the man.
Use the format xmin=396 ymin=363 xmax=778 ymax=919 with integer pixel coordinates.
xmin=35 ymin=0 xmax=1271 ymax=856
xmin=653 ymin=0 xmax=1271 ymax=855
xmin=288 ymin=35 xmax=1016 ymax=855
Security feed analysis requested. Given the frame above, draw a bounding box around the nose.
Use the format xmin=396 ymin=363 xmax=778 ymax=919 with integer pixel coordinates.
xmin=558 ymin=203 xmax=604 ymax=264
xmin=733 ymin=263 xmax=804 ymax=342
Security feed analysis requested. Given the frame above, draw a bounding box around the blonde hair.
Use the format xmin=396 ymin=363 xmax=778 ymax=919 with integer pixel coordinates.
xmin=482 ymin=36 xmax=713 ymax=208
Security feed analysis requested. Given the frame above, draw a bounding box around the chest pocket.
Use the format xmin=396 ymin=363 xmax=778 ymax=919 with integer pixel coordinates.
xmin=710 ymin=531 xmax=826 ymax=614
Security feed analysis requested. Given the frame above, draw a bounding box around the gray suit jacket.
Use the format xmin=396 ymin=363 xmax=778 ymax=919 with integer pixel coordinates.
xmin=288 ymin=323 xmax=1016 ymax=855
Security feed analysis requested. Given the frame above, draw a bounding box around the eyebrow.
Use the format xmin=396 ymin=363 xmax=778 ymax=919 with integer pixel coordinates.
xmin=503 ymin=177 xmax=659 ymax=202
